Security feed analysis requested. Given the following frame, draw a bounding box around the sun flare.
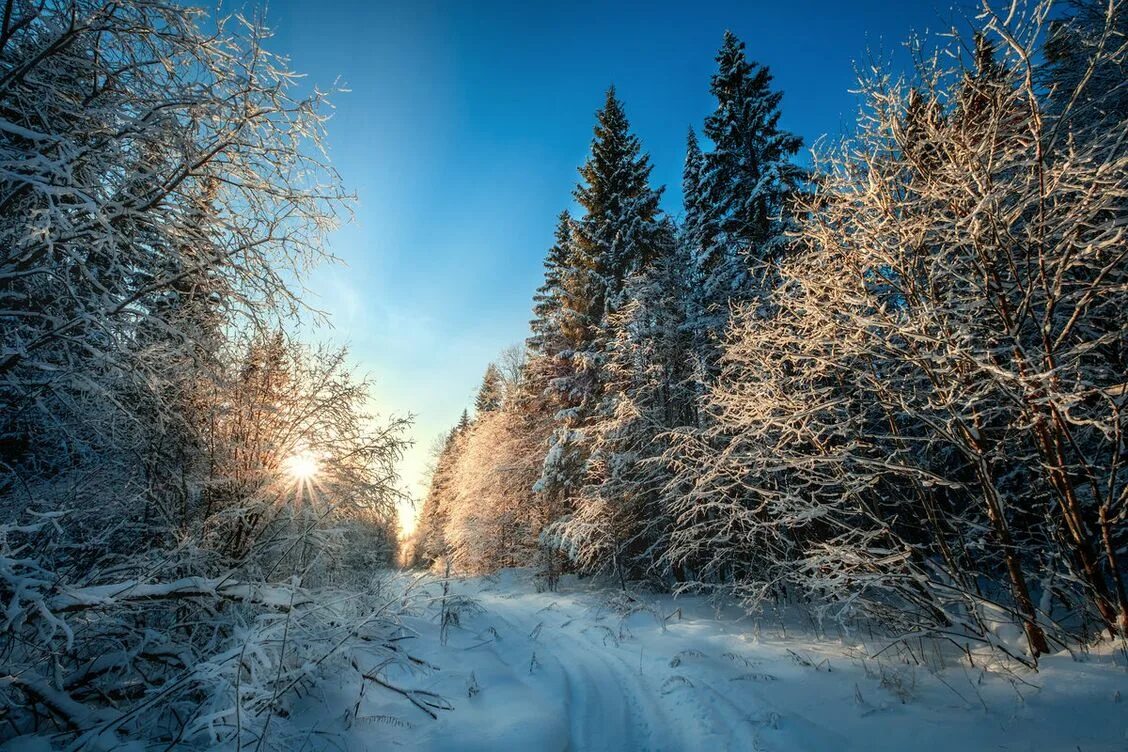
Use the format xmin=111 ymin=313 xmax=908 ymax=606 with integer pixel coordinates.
xmin=283 ymin=451 xmax=320 ymax=482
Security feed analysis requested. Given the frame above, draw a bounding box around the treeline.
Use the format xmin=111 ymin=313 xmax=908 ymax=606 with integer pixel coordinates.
xmin=1 ymin=1 xmax=411 ymax=746
xmin=412 ymin=0 xmax=1128 ymax=662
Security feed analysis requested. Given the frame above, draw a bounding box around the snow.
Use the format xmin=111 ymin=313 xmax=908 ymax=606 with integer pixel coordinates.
xmin=44 ymin=577 xmax=310 ymax=612
xmin=293 ymin=570 xmax=1128 ymax=751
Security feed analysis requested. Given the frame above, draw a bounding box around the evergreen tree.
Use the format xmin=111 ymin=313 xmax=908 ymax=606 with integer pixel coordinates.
xmin=679 ymin=128 xmax=711 ymax=424
xmin=524 ymin=211 xmax=581 ymax=418
xmin=681 ymin=128 xmax=707 ymax=267
xmin=456 ymin=409 xmax=472 ymax=434
xmin=701 ymin=32 xmax=803 ymax=262
xmin=571 ymin=86 xmax=666 ymax=321
xmin=528 ymin=211 xmax=574 ymax=360
xmin=549 ymin=86 xmax=667 ymax=418
xmin=475 ymin=363 xmax=504 ymax=414
xmin=536 ymin=88 xmax=669 ymax=568
xmin=414 ymin=429 xmax=463 ymax=568
xmin=694 ymin=32 xmax=803 ymax=358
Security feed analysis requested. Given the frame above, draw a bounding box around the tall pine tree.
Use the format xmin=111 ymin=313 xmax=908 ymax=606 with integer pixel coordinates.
xmin=681 ymin=128 xmax=707 ymax=268
xmin=475 ymin=363 xmax=504 ymax=414
xmin=571 ymin=86 xmax=666 ymax=323
xmin=692 ymin=32 xmax=803 ymax=367
xmin=536 ymin=87 xmax=668 ymax=550
xmin=540 ymin=89 xmax=678 ymax=584
xmin=528 ymin=210 xmax=574 ymax=361
xmin=549 ymin=87 xmax=667 ymax=417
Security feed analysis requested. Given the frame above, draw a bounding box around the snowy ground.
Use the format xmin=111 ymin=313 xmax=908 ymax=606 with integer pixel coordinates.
xmin=307 ymin=570 xmax=1126 ymax=751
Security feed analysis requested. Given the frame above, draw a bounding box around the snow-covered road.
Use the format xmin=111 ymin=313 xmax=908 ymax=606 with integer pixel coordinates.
xmin=478 ymin=587 xmax=762 ymax=752
xmin=317 ymin=571 xmax=1127 ymax=752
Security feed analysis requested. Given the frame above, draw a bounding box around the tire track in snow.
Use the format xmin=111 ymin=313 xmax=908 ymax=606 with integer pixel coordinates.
xmin=476 ymin=589 xmax=764 ymax=752
xmin=591 ymin=629 xmax=764 ymax=752
xmin=480 ymin=594 xmax=647 ymax=751
xmin=557 ymin=638 xmax=640 ymax=752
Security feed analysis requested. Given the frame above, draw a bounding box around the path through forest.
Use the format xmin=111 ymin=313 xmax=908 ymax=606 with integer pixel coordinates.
xmin=300 ymin=570 xmax=1127 ymax=751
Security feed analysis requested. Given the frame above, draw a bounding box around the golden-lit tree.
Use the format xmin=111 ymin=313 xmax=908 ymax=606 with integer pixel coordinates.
xmin=669 ymin=2 xmax=1128 ymax=659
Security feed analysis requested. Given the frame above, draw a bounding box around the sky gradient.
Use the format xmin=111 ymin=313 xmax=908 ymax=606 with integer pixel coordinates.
xmin=265 ymin=0 xmax=980 ymax=532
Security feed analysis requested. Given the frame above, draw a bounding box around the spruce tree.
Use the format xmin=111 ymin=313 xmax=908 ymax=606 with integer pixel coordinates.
xmin=680 ymin=128 xmax=711 ymax=422
xmin=414 ymin=427 xmax=465 ymax=568
xmin=695 ymin=32 xmax=803 ymax=352
xmin=475 ymin=363 xmax=504 ymax=414
xmin=523 ymin=211 xmax=577 ymax=417
xmin=548 ymin=87 xmax=667 ymax=417
xmin=536 ymin=88 xmax=669 ymax=561
xmin=681 ymin=128 xmax=707 ymax=266
xmin=702 ymin=32 xmax=803 ymax=261
xmin=528 ymin=211 xmax=574 ymax=360
xmin=571 ymin=86 xmax=665 ymax=321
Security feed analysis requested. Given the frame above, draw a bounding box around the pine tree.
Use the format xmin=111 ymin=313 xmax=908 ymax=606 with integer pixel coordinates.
xmin=524 ymin=211 xmax=581 ymax=416
xmin=702 ymin=32 xmax=803 ymax=261
xmin=552 ymin=220 xmax=693 ymax=585
xmin=536 ymin=88 xmax=670 ymax=575
xmin=694 ymin=32 xmax=803 ymax=359
xmin=571 ymin=86 xmax=666 ymax=321
xmin=680 ymin=128 xmax=711 ymax=425
xmin=681 ymin=128 xmax=707 ymax=266
xmin=549 ymin=87 xmax=667 ymax=418
xmin=475 ymin=363 xmax=504 ymax=414
xmin=528 ymin=211 xmax=573 ymax=360
xmin=414 ymin=428 xmax=463 ymax=568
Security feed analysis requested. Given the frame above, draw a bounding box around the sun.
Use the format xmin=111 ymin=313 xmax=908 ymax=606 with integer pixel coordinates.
xmin=283 ymin=450 xmax=320 ymax=482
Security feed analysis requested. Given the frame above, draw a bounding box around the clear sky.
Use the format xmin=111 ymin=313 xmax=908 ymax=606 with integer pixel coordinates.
xmin=264 ymin=0 xmax=979 ymax=533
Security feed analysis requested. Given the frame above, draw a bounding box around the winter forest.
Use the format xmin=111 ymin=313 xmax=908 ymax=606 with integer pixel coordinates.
xmin=1 ymin=0 xmax=1126 ymax=750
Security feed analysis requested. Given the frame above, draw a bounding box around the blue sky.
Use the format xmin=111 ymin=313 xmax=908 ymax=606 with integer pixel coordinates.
xmin=266 ymin=0 xmax=978 ymax=530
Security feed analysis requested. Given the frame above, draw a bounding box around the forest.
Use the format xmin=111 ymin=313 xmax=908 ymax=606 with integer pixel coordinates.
xmin=411 ymin=0 xmax=1128 ymax=666
xmin=0 ymin=0 xmax=1126 ymax=749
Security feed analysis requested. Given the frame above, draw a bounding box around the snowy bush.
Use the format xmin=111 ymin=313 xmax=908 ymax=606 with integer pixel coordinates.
xmin=0 ymin=520 xmax=420 ymax=748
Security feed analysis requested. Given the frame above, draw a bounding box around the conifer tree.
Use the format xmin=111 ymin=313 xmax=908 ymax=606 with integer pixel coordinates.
xmin=528 ymin=211 xmax=574 ymax=360
xmin=536 ymin=88 xmax=669 ymax=562
xmin=475 ymin=363 xmax=504 ymax=414
xmin=571 ymin=86 xmax=666 ymax=321
xmin=524 ymin=211 xmax=581 ymax=417
xmin=414 ymin=428 xmax=463 ymax=568
xmin=456 ymin=409 xmax=472 ymax=434
xmin=680 ymin=128 xmax=711 ymax=423
xmin=702 ymin=32 xmax=803 ymax=262
xmin=694 ymin=32 xmax=803 ymax=360
xmin=549 ymin=87 xmax=667 ymax=417
xmin=681 ymin=128 xmax=707 ymax=268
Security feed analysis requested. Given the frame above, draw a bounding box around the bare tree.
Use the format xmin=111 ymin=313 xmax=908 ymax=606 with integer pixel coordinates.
xmin=0 ymin=3 xmax=418 ymax=747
